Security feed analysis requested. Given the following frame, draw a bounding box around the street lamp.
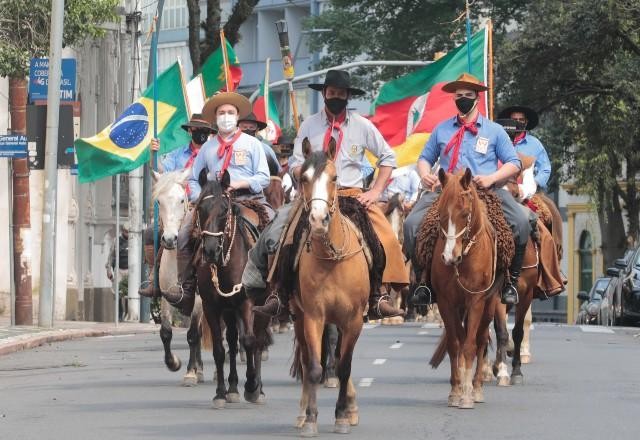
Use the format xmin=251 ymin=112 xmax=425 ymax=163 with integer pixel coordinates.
xmin=275 ymin=19 xmax=300 ymax=130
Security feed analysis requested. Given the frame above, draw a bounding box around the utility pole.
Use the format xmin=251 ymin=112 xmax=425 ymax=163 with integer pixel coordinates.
xmin=38 ymin=0 xmax=65 ymax=328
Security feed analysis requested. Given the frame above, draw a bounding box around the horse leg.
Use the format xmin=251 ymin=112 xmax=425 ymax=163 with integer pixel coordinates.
xmin=334 ymin=321 xmax=362 ymax=434
xmin=241 ymin=300 xmax=262 ymax=404
xmin=224 ymin=312 xmax=241 ymax=403
xmin=210 ymin=311 xmax=227 ymax=409
xmin=521 ymin=305 xmax=533 ymax=364
xmin=183 ymin=297 xmax=203 ymax=386
xmin=511 ymin=289 xmax=533 ymax=385
xmin=439 ymin=301 xmax=463 ymax=407
xmin=493 ymin=301 xmax=510 ymax=387
xmin=250 ymin=312 xmax=271 ymax=405
xmin=193 ymin=297 xmax=205 ymax=382
xmin=301 ymin=317 xmax=324 ymax=437
xmin=458 ymin=299 xmax=484 ymax=409
xmin=472 ymin=302 xmax=494 ymax=403
xmin=293 ymin=313 xmax=310 ymax=429
xmin=323 ymin=324 xmax=339 ymax=388
xmin=160 ymin=298 xmax=181 ymax=372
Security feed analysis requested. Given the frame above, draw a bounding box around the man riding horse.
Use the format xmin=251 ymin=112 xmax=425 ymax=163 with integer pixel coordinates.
xmin=165 ymin=92 xmax=272 ymax=315
xmin=403 ymin=73 xmax=530 ymax=306
xmin=238 ymin=112 xmax=281 ymax=174
xmin=139 ymin=113 xmax=216 ymax=299
xmin=244 ymin=69 xmax=407 ymax=319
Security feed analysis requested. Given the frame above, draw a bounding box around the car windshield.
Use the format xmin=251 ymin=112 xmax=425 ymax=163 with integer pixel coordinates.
xmin=590 ymin=279 xmax=610 ymax=299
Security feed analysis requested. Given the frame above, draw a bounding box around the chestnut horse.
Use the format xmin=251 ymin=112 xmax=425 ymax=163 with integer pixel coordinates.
xmin=291 ymin=138 xmax=370 ymax=436
xmin=428 ymin=168 xmax=503 ymax=409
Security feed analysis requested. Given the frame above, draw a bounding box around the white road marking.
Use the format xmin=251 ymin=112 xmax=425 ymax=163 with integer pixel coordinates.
xmin=421 ymin=323 xmax=441 ymax=329
xmin=390 ymin=342 xmax=403 ymax=349
xmin=97 ymin=334 xmax=136 ymax=339
xmin=363 ymin=323 xmax=379 ymax=330
xmin=358 ymin=378 xmax=374 ymax=387
xmin=372 ymin=358 xmax=387 ymax=365
xmin=507 ymin=323 xmax=535 ymax=330
xmin=579 ymin=325 xmax=614 ymax=334
xmin=418 ymin=331 xmax=429 ymax=335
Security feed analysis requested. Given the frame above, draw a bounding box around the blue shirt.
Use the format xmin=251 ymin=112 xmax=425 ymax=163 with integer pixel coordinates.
xmin=419 ymin=114 xmax=520 ymax=176
xmin=383 ymin=169 xmax=421 ymax=202
xmin=261 ymin=141 xmax=282 ymax=173
xmin=514 ymin=133 xmax=551 ymax=190
xmin=187 ymin=131 xmax=270 ymax=201
xmin=161 ymin=143 xmax=198 ymax=172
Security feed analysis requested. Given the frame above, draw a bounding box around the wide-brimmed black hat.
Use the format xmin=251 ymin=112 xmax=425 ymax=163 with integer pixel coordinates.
xmin=237 ymin=112 xmax=267 ymax=130
xmin=308 ymin=70 xmax=365 ymax=96
xmin=495 ymin=118 xmax=526 ymax=136
xmin=498 ymin=106 xmax=539 ymax=130
xmin=181 ymin=113 xmax=214 ymax=132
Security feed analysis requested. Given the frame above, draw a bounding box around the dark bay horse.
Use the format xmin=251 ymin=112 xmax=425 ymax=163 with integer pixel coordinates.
xmin=291 ymin=138 xmax=370 ymax=436
xmin=194 ymin=169 xmax=271 ymax=408
xmin=264 ymin=152 xmax=285 ymax=210
xmin=428 ymin=168 xmax=503 ymax=409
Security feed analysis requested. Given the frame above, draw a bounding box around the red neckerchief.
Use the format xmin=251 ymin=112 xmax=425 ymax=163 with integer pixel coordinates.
xmin=216 ymin=130 xmax=243 ymax=174
xmin=444 ymin=114 xmax=479 ymax=172
xmin=184 ymin=142 xmax=201 ymax=196
xmin=323 ymin=110 xmax=347 ymax=155
xmin=513 ymin=131 xmax=526 ymax=146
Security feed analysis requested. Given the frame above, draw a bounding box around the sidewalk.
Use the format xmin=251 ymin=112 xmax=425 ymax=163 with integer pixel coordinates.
xmin=0 ymin=316 xmax=158 ymax=357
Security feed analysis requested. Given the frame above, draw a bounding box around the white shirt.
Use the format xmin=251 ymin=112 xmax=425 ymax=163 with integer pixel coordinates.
xmin=290 ymin=109 xmax=397 ymax=188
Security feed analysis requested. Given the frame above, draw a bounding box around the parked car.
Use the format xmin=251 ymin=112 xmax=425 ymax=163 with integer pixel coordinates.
xmin=605 ymin=249 xmax=634 ymax=326
xmin=576 ymin=277 xmax=613 ymax=325
xmin=611 ymin=247 xmax=640 ymax=326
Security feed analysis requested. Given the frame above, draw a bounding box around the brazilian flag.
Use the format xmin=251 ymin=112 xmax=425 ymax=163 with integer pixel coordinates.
xmin=75 ymin=62 xmax=190 ymax=183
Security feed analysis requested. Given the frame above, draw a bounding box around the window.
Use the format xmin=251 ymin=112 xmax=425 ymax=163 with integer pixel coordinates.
xmin=579 ymin=231 xmax=593 ymax=294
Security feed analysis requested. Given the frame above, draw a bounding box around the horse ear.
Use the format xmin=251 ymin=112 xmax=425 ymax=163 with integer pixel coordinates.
xmin=438 ymin=168 xmax=448 ymax=187
xmin=220 ymin=169 xmax=231 ymax=190
xmin=302 ymin=137 xmax=312 ymax=159
xmin=198 ymin=168 xmax=209 ymax=189
xmin=325 ymin=137 xmax=337 ymax=161
xmin=461 ymin=168 xmax=473 ymax=190
xmin=151 ymin=169 xmax=161 ymax=183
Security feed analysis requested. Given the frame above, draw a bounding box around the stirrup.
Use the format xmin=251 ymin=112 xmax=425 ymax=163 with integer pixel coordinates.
xmin=501 ymin=284 xmax=519 ymax=305
xmin=253 ymin=292 xmax=282 ymax=317
xmin=166 ymin=283 xmax=186 ymax=307
xmin=410 ymin=284 xmax=432 ymax=306
xmin=373 ymin=294 xmax=401 ymax=318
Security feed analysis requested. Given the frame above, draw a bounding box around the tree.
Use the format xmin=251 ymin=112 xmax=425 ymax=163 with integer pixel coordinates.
xmin=0 ymin=0 xmax=117 ymax=324
xmin=498 ymin=0 xmax=640 ymax=265
xmin=304 ymin=0 xmax=532 ymax=95
xmin=186 ymin=0 xmax=259 ymax=75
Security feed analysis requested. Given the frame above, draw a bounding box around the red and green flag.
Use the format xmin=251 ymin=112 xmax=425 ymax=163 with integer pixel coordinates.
xmin=253 ymin=82 xmax=282 ymax=143
xmin=369 ymin=29 xmax=488 ymax=168
xmin=200 ymin=37 xmax=242 ymax=96
xmin=75 ymin=62 xmax=190 ymax=183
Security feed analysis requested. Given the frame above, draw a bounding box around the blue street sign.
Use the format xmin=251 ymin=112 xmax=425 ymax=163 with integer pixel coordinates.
xmin=29 ymin=58 xmax=76 ymax=102
xmin=0 ymin=135 xmax=28 ymax=158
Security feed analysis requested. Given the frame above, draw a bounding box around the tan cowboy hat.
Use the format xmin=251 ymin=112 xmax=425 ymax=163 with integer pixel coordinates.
xmin=202 ymin=92 xmax=252 ymax=124
xmin=442 ymin=73 xmax=489 ymax=93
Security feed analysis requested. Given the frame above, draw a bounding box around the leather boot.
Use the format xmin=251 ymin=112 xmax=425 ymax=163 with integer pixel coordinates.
xmin=502 ymin=243 xmax=527 ymax=305
xmin=139 ymin=246 xmax=163 ymax=298
xmin=368 ymin=289 xmax=404 ymax=319
xmin=252 ymin=288 xmax=288 ymax=317
xmin=164 ymin=250 xmax=196 ymax=316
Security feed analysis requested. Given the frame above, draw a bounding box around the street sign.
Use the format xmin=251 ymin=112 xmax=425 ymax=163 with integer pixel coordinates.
xmin=0 ymin=135 xmax=28 ymax=158
xmin=29 ymin=58 xmax=76 ymax=102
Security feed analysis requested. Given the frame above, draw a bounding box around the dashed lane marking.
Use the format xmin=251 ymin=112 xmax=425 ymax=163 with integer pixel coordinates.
xmin=358 ymin=378 xmax=374 ymax=387
xmin=421 ymin=323 xmax=441 ymax=329
xmin=507 ymin=323 xmax=535 ymax=330
xmin=579 ymin=325 xmax=614 ymax=334
xmin=418 ymin=331 xmax=429 ymax=335
xmin=363 ymin=323 xmax=379 ymax=330
xmin=372 ymin=358 xmax=387 ymax=365
xmin=390 ymin=342 xmax=403 ymax=349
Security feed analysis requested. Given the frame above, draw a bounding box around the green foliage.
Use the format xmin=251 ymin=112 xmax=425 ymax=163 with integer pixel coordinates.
xmin=0 ymin=0 xmax=117 ymax=78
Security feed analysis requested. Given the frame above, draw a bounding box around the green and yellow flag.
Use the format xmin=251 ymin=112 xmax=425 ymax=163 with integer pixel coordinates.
xmin=75 ymin=62 xmax=190 ymax=183
xmin=200 ymin=38 xmax=242 ymax=96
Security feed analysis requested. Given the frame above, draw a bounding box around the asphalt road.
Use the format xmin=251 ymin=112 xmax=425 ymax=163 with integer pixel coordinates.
xmin=1 ymin=322 xmax=639 ymax=440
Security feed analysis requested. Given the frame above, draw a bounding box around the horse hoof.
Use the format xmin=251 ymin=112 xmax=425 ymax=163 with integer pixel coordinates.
xmin=295 ymin=416 xmax=306 ymax=429
xmin=347 ymin=411 xmax=359 ymax=426
xmin=212 ymin=398 xmax=226 ymax=410
xmin=510 ymin=375 xmax=524 ymax=386
xmin=182 ymin=373 xmax=198 ymax=387
xmin=325 ymin=377 xmax=339 ymax=388
xmin=244 ymin=389 xmax=264 ymax=404
xmin=483 ymin=371 xmax=494 ymax=383
xmin=226 ymin=392 xmax=241 ymax=403
xmin=497 ymin=376 xmax=511 ymax=387
xmin=166 ymin=355 xmax=181 ymax=372
xmin=473 ymin=389 xmax=485 ymax=403
xmin=300 ymin=422 xmax=318 ymax=438
xmin=458 ymin=398 xmax=475 ymax=409
xmin=197 ymin=371 xmax=205 ymax=383
xmin=521 ymin=354 xmax=531 ymax=364
xmin=262 ymin=351 xmax=269 ymax=362
xmin=334 ymin=419 xmax=351 ymax=434
xmin=448 ymin=395 xmax=461 ymax=407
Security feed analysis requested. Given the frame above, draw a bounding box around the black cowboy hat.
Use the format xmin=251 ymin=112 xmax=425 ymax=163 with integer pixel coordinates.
xmin=181 ymin=113 xmax=215 ymax=132
xmin=495 ymin=118 xmax=526 ymax=137
xmin=237 ymin=112 xmax=268 ymax=131
xmin=498 ymin=105 xmax=539 ymax=130
xmin=276 ymin=133 xmax=295 ymax=146
xmin=308 ymin=70 xmax=366 ymax=96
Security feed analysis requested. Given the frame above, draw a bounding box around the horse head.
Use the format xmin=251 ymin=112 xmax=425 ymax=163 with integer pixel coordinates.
xmin=151 ymin=168 xmax=191 ymax=249
xmin=196 ymin=168 xmax=234 ymax=265
xmin=299 ymin=137 xmax=339 ymax=236
xmin=437 ymin=167 xmax=477 ymax=266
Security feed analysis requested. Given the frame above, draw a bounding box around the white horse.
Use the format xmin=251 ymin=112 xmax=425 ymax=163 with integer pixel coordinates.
xmin=151 ymin=168 xmax=211 ymax=386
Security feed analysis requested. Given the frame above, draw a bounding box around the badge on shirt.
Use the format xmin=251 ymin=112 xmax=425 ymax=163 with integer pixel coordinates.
xmin=349 ymin=144 xmax=363 ymax=158
xmin=234 ymin=150 xmax=248 ymax=165
xmin=475 ymin=137 xmax=489 ymax=155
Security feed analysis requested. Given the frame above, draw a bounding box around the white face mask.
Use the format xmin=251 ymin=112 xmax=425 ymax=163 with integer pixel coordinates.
xmin=216 ymin=114 xmax=238 ymax=132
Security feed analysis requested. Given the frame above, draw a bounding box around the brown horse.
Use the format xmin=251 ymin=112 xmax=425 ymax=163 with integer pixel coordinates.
xmin=291 ymin=138 xmax=370 ymax=436
xmin=194 ymin=169 xmax=272 ymax=408
xmin=264 ymin=153 xmax=286 ymax=210
xmin=428 ymin=168 xmax=503 ymax=409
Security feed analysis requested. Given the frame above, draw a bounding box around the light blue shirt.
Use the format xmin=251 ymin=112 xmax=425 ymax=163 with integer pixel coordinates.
xmin=188 ymin=131 xmax=270 ymax=201
xmin=383 ymin=169 xmax=421 ymax=202
xmin=161 ymin=143 xmax=197 ymax=172
xmin=261 ymin=141 xmax=282 ymax=173
xmin=515 ymin=133 xmax=551 ymax=190
xmin=419 ymin=114 xmax=520 ymax=176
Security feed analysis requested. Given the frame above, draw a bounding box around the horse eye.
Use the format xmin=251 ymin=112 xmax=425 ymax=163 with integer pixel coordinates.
xmin=331 ymin=175 xmax=337 ymax=182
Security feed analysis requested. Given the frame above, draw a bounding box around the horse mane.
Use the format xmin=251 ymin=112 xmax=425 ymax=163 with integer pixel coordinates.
xmin=266 ymin=153 xmax=280 ymax=177
xmin=152 ymin=170 xmax=188 ymax=200
xmin=383 ymin=193 xmax=404 ymax=217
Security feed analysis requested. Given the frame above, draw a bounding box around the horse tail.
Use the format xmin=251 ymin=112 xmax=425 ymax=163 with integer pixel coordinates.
xmin=200 ymin=311 xmax=213 ymax=351
xmin=290 ymin=337 xmax=303 ymax=381
xmin=429 ymin=329 xmax=448 ymax=369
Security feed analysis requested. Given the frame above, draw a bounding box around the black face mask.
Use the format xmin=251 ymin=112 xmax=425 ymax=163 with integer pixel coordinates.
xmin=242 ymin=129 xmax=257 ymax=138
xmin=325 ymin=97 xmax=348 ymax=115
xmin=191 ymin=130 xmax=210 ymax=145
xmin=455 ymin=96 xmax=476 ymax=115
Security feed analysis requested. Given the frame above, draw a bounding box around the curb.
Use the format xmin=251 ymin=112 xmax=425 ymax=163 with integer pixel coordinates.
xmin=0 ymin=325 xmax=158 ymax=357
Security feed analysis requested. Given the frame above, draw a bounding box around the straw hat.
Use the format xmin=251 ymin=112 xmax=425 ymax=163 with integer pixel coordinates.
xmin=202 ymin=92 xmax=252 ymax=125
xmin=442 ymin=73 xmax=489 ymax=93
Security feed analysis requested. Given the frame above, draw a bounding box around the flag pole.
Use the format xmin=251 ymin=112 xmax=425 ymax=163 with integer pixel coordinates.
xmin=264 ymin=58 xmax=271 ymax=127
xmin=487 ymin=19 xmax=494 ymax=120
xmin=177 ymin=56 xmax=191 ymax=117
xmin=220 ymin=30 xmax=232 ymax=91
xmin=465 ymin=0 xmax=472 ymax=72
xmin=150 ymin=3 xmax=162 ymax=299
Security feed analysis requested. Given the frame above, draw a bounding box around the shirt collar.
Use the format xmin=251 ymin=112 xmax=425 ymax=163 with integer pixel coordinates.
xmin=322 ymin=108 xmax=351 ymax=126
xmin=452 ymin=113 xmax=484 ymax=127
